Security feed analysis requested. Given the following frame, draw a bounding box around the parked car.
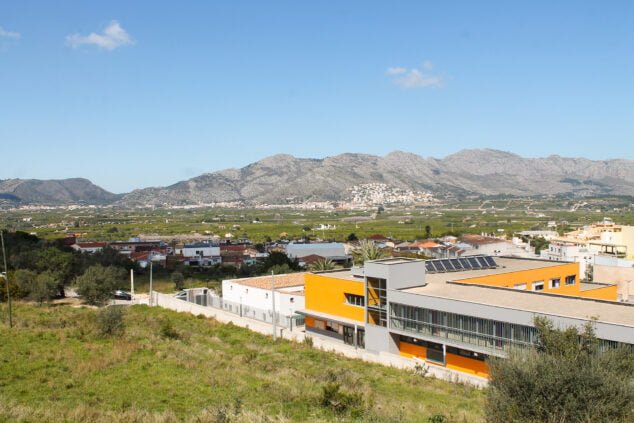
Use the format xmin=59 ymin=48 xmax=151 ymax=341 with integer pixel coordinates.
xmin=174 ymin=291 xmax=187 ymax=301
xmin=113 ymin=290 xmax=132 ymax=301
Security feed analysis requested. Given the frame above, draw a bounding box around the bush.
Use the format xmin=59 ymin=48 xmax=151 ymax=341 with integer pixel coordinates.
xmin=160 ymin=318 xmax=179 ymax=339
xmin=319 ymin=382 xmax=364 ymax=416
xmin=486 ymin=317 xmax=634 ymax=423
xmin=96 ymin=306 xmax=125 ymax=336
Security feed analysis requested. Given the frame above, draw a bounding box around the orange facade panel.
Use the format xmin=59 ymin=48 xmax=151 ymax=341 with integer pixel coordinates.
xmin=304 ymin=273 xmax=365 ymax=322
xmin=445 ymin=353 xmax=489 ymax=378
xmin=399 ymin=341 xmax=426 ymax=359
xmin=453 ymin=262 xmax=616 ymax=301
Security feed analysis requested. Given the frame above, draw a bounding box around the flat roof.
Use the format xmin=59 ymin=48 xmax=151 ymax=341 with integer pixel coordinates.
xmin=402 ymin=258 xmax=633 ymax=327
xmin=424 ymin=257 xmax=565 ymax=284
xmin=310 ymin=269 xmax=364 ymax=282
xmin=368 ymin=258 xmax=421 ymax=265
xmin=225 ymin=272 xmax=306 ymax=290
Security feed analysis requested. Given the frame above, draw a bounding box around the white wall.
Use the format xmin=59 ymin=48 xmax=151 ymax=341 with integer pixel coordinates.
xmin=222 ymin=280 xmax=305 ymax=317
xmin=183 ymin=246 xmax=220 ymax=258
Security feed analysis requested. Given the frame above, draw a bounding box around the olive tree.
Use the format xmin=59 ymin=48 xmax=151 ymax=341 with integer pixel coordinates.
xmin=75 ymin=265 xmax=126 ymax=306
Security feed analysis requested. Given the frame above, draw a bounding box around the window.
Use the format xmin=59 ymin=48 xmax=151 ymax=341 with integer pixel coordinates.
xmin=565 ymin=275 xmax=576 ymax=285
xmin=532 ymin=281 xmax=544 ymax=291
xmin=513 ymin=283 xmax=527 ymax=290
xmin=345 ymin=293 xmax=365 ymax=307
xmin=549 ymin=278 xmax=561 ymax=289
xmin=290 ymin=297 xmax=294 ymax=303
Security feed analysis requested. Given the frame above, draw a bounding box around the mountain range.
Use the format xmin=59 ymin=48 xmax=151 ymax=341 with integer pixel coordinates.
xmin=2 ymin=149 xmax=633 ymax=206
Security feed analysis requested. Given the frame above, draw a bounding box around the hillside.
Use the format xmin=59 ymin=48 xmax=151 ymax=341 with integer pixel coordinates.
xmin=0 ymin=304 xmax=484 ymax=422
xmin=0 ymin=178 xmax=120 ymax=205
xmin=2 ymin=149 xmax=633 ymax=206
xmin=119 ymin=150 xmax=634 ymax=206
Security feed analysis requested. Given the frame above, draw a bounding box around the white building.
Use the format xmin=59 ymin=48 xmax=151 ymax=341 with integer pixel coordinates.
xmin=182 ymin=242 xmax=220 ymax=258
xmin=222 ymin=273 xmax=306 ymax=321
xmin=540 ymin=240 xmax=594 ymax=280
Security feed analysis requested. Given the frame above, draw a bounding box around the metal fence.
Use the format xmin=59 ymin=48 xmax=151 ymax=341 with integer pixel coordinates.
xmin=183 ymin=288 xmax=304 ymax=329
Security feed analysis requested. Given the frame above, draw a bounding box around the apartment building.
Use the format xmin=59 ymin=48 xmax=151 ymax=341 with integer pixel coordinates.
xmin=299 ymin=256 xmax=632 ymax=378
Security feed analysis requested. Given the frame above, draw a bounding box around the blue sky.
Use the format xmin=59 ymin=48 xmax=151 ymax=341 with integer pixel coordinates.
xmin=1 ymin=1 xmax=633 ymax=193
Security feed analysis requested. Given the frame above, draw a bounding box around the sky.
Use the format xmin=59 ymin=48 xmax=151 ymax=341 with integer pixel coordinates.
xmin=1 ymin=1 xmax=633 ymax=193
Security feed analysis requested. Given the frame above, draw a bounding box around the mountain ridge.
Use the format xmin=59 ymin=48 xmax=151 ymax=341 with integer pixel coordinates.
xmin=1 ymin=149 xmax=633 ymax=206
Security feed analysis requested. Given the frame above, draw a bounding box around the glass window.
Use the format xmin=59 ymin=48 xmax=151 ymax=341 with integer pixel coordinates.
xmin=549 ymin=278 xmax=561 ymax=289
xmin=532 ymin=281 xmax=544 ymax=291
xmin=345 ymin=293 xmax=365 ymax=307
xmin=565 ymin=275 xmax=576 ymax=285
xmin=514 ymin=283 xmax=527 ymax=290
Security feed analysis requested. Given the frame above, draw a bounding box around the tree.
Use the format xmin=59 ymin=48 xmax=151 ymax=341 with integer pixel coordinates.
xmin=486 ymin=317 xmax=634 ymax=423
xmin=36 ymin=248 xmax=73 ymax=297
xmin=424 ymin=225 xmax=432 ymax=239
xmin=13 ymin=269 xmax=37 ymax=299
xmin=262 ymin=251 xmax=299 ymax=272
xmin=75 ymin=265 xmax=126 ymax=306
xmin=346 ymin=233 xmax=358 ymax=242
xmin=310 ymin=258 xmax=335 ymax=272
xmin=171 ymin=271 xmax=185 ymax=290
xmin=353 ymin=240 xmax=385 ymax=265
xmin=30 ymin=271 xmax=58 ymax=305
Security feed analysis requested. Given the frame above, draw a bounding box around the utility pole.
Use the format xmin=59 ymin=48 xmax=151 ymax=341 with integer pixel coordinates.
xmin=271 ymin=271 xmax=276 ymax=341
xmin=149 ymin=259 xmax=153 ymax=306
xmin=1 ymin=230 xmax=12 ymax=328
xmin=130 ymin=269 xmax=135 ymax=297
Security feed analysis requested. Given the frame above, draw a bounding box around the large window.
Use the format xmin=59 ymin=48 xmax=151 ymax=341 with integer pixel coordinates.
xmin=345 ymin=293 xmax=365 ymax=307
xmin=549 ymin=278 xmax=561 ymax=289
xmin=367 ymin=277 xmax=387 ymax=327
xmin=565 ymin=275 xmax=576 ymax=285
xmin=390 ymin=303 xmax=539 ymax=353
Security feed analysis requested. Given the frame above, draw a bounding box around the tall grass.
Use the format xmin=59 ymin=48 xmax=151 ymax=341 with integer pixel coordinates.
xmin=0 ymin=304 xmax=485 ymax=422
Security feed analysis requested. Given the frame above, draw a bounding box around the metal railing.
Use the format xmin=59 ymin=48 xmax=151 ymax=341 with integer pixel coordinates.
xmin=182 ymin=289 xmax=304 ymax=329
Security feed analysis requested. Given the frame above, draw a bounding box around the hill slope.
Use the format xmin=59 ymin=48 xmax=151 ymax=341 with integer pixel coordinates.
xmin=119 ymin=149 xmax=634 ymax=205
xmin=0 ymin=178 xmax=121 ymax=205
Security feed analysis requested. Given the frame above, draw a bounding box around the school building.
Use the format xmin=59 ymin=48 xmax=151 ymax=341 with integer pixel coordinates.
xmin=299 ymin=256 xmax=633 ymax=378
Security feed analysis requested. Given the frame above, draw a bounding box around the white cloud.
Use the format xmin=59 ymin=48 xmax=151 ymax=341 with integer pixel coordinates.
xmin=386 ymin=67 xmax=407 ymax=75
xmin=66 ymin=21 xmax=133 ymax=50
xmin=0 ymin=26 xmax=21 ymax=39
xmin=386 ymin=61 xmax=443 ymax=89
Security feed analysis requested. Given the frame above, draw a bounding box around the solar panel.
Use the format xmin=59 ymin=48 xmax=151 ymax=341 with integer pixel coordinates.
xmin=424 ymin=255 xmax=497 ymax=274
xmin=458 ymin=258 xmax=472 ymax=269
xmin=475 ymin=256 xmax=489 ymax=268
xmin=440 ymin=259 xmax=455 ymax=271
xmin=467 ymin=257 xmax=480 ymax=268
xmin=434 ymin=261 xmax=447 ymax=272
xmin=452 ymin=259 xmax=464 ymax=270
xmin=484 ymin=256 xmax=497 ymax=267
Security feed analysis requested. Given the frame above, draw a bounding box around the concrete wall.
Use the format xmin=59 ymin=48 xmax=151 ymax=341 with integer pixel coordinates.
xmin=221 ymin=280 xmax=304 ymax=317
xmin=364 ymin=259 xmax=427 ymax=290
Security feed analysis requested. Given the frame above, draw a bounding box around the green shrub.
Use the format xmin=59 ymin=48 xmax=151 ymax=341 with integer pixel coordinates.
xmin=96 ymin=305 xmax=125 ymax=336
xmin=160 ymin=318 xmax=179 ymax=339
xmin=319 ymin=382 xmax=364 ymax=416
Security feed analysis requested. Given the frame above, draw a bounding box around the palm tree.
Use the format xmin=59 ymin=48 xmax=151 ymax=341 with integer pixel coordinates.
xmin=310 ymin=258 xmax=336 ymax=271
xmin=353 ymin=240 xmax=385 ymax=265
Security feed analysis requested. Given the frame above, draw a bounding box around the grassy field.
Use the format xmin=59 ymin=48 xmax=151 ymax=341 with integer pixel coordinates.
xmin=0 ymin=303 xmax=485 ymax=422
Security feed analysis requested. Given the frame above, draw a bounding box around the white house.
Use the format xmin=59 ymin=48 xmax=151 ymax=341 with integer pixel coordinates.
xmin=540 ymin=240 xmax=594 ymax=280
xmin=222 ymin=273 xmax=306 ymax=321
xmin=182 ymin=242 xmax=220 ymax=258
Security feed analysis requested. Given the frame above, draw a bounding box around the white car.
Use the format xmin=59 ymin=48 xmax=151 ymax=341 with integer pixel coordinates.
xmin=174 ymin=291 xmax=187 ymax=301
